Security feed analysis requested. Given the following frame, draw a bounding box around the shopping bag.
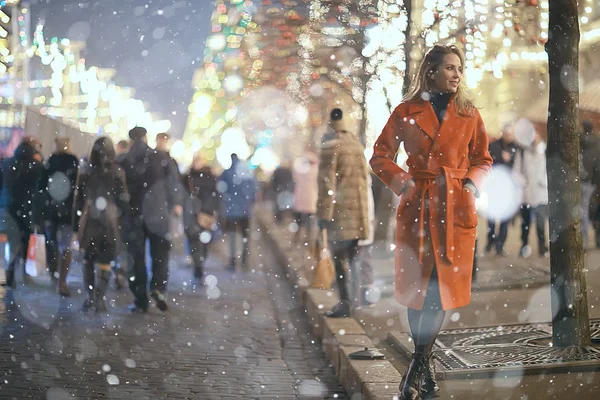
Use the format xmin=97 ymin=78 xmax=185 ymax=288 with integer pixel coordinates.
xmin=25 ymin=233 xmax=47 ymax=277
xmin=311 ymin=229 xmax=335 ymax=290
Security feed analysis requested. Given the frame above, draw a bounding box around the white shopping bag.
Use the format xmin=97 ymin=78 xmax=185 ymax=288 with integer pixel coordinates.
xmin=25 ymin=233 xmax=47 ymax=277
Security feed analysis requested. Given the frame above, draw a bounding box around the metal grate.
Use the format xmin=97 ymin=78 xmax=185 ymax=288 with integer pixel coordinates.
xmin=432 ymin=320 xmax=600 ymax=371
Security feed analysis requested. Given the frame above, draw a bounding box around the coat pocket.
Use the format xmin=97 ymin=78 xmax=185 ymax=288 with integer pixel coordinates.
xmin=455 ymin=189 xmax=478 ymax=228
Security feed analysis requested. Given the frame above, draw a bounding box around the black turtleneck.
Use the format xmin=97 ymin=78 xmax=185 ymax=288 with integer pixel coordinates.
xmin=429 ymin=92 xmax=451 ymax=123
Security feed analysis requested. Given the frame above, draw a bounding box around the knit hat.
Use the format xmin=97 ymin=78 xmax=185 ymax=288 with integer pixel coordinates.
xmin=129 ymin=126 xmax=147 ymax=140
xmin=329 ymin=108 xmax=353 ymax=134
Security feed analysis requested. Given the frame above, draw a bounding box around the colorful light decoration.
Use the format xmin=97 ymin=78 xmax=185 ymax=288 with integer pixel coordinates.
xmin=23 ymin=24 xmax=170 ymax=139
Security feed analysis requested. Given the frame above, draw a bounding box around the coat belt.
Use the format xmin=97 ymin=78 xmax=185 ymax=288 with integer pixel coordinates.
xmin=410 ymin=167 xmax=468 ymax=265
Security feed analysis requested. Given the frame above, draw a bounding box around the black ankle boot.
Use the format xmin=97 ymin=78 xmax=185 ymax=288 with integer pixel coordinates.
xmin=95 ymin=270 xmax=111 ymax=313
xmin=421 ymin=354 xmax=440 ymax=398
xmin=398 ymin=352 xmax=425 ymax=400
xmin=325 ymin=301 xmax=351 ymax=318
xmin=82 ymin=259 xmax=95 ymax=312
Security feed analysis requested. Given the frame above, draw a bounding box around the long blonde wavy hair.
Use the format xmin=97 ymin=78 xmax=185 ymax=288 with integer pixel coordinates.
xmin=404 ymin=44 xmax=476 ymax=116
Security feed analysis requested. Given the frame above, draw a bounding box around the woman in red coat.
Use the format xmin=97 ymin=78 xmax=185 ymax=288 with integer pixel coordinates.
xmin=370 ymin=44 xmax=492 ymax=399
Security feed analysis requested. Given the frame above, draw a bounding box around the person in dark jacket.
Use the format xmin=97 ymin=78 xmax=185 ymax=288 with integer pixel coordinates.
xmin=156 ymin=132 xmax=181 ymax=178
xmin=579 ymin=121 xmax=600 ymax=249
xmin=182 ymin=153 xmax=219 ymax=284
xmin=40 ymin=137 xmax=79 ymax=296
xmin=271 ymin=162 xmax=295 ymax=224
xmin=73 ymin=137 xmax=129 ymax=312
xmin=219 ymin=154 xmax=257 ymax=272
xmin=119 ymin=127 xmax=184 ymax=312
xmin=485 ymin=124 xmax=519 ymax=256
xmin=115 ymin=139 xmax=130 ymax=165
xmin=113 ymin=139 xmax=130 ymax=289
xmin=0 ymin=138 xmax=44 ymax=288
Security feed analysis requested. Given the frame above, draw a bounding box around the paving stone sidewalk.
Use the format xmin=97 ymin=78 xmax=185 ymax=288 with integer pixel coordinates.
xmin=0 ymin=236 xmax=347 ymax=399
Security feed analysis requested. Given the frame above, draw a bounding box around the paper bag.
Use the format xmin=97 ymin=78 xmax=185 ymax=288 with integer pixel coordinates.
xmin=311 ymin=229 xmax=335 ymax=290
xmin=25 ymin=233 xmax=47 ymax=277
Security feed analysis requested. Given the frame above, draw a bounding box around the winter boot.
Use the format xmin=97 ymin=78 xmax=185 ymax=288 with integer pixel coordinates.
xmin=95 ymin=268 xmax=111 ymax=313
xmin=81 ymin=259 xmax=95 ymax=312
xmin=421 ymin=353 xmax=440 ymax=398
xmin=398 ymin=352 xmax=425 ymax=400
xmin=326 ymin=260 xmax=352 ymax=318
xmin=226 ymin=257 xmax=236 ymax=273
xmin=150 ymin=289 xmax=168 ymax=312
xmin=57 ymin=250 xmax=72 ymax=297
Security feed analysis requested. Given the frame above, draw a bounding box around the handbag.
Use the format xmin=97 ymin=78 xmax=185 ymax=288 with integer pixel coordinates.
xmin=188 ymin=174 xmax=216 ymax=230
xmin=311 ymin=229 xmax=335 ymax=290
xmin=25 ymin=232 xmax=47 ymax=277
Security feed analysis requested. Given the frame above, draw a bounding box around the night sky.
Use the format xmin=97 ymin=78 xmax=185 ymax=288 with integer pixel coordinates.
xmin=29 ymin=0 xmax=213 ymax=138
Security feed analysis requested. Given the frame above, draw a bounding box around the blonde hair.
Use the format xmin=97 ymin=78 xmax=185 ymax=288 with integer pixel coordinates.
xmin=404 ymin=44 xmax=476 ymax=116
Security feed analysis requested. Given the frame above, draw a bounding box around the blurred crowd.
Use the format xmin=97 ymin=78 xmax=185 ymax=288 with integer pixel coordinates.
xmin=0 ymin=113 xmax=597 ymax=317
xmin=0 ymin=128 xmax=258 ymax=314
xmin=485 ymin=120 xmax=600 ymax=258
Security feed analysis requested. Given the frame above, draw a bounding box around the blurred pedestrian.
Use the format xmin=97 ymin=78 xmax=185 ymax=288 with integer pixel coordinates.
xmin=590 ymin=156 xmax=600 ymax=248
xmin=579 ymin=121 xmax=600 ymax=249
xmin=183 ymin=153 xmax=219 ymax=285
xmin=292 ymin=143 xmax=319 ymax=248
xmin=485 ymin=123 xmax=519 ymax=256
xmin=73 ymin=137 xmax=129 ymax=312
xmin=115 ymin=139 xmax=130 ymax=164
xmin=0 ymin=137 xmax=45 ymax=288
xmin=317 ymin=108 xmax=369 ymax=318
xmin=113 ymin=138 xmax=131 ymax=289
xmin=155 ymin=132 xmax=181 ymax=177
xmin=119 ymin=127 xmax=184 ymax=312
xmin=219 ymin=154 xmax=257 ymax=272
xmin=370 ymin=44 xmax=492 ymax=399
xmin=514 ymin=132 xmax=549 ymax=258
xmin=25 ymin=137 xmax=43 ymax=163
xmin=271 ymin=161 xmax=295 ymax=225
xmin=40 ymin=137 xmax=79 ymax=296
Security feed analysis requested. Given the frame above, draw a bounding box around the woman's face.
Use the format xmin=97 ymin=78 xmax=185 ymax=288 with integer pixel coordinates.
xmin=432 ymin=53 xmax=462 ymax=94
xmin=193 ymin=157 xmax=205 ymax=170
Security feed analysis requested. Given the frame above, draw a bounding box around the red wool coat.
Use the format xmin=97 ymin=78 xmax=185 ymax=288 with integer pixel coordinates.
xmin=370 ymin=100 xmax=492 ymax=310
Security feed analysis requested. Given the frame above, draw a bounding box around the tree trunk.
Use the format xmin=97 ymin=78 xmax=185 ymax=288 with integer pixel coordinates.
xmin=402 ymin=0 xmax=413 ymax=95
xmin=546 ymin=0 xmax=591 ymax=347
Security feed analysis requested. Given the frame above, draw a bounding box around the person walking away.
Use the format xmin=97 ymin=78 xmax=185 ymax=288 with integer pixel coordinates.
xmin=40 ymin=137 xmax=79 ymax=296
xmin=292 ymin=144 xmax=319 ymax=249
xmin=514 ymin=132 xmax=549 ymax=258
xmin=119 ymin=127 xmax=184 ymax=312
xmin=0 ymin=137 xmax=45 ymax=288
xmin=73 ymin=137 xmax=129 ymax=312
xmin=579 ymin=121 xmax=600 ymax=249
xmin=317 ymin=108 xmax=370 ymax=318
xmin=219 ymin=154 xmax=257 ymax=272
xmin=370 ymin=44 xmax=492 ymax=399
xmin=183 ymin=153 xmax=219 ymax=285
xmin=485 ymin=123 xmax=519 ymax=256
xmin=271 ymin=162 xmax=295 ymax=225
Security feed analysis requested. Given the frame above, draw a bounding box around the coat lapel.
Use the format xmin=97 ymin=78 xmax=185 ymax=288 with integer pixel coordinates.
xmin=407 ymin=101 xmax=439 ymax=141
xmin=435 ymin=102 xmax=469 ymax=148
